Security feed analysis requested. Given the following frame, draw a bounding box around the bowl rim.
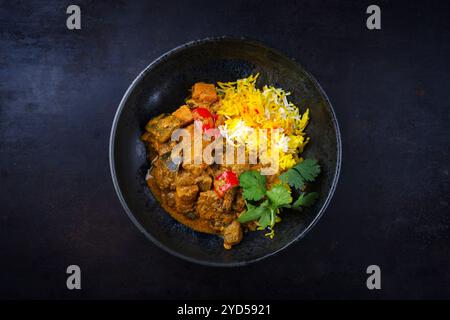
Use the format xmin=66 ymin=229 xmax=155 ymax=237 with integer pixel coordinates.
xmin=109 ymin=36 xmax=342 ymax=267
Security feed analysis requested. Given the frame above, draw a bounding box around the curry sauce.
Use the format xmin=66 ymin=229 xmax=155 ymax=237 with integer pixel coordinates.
xmin=142 ymin=82 xmax=246 ymax=249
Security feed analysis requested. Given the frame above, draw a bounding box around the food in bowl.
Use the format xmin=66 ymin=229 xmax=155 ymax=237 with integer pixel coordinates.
xmin=141 ymin=74 xmax=321 ymax=249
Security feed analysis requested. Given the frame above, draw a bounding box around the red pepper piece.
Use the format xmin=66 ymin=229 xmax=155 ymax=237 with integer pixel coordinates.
xmin=214 ymin=170 xmax=239 ymax=198
xmin=192 ymin=107 xmax=214 ymax=132
xmin=192 ymin=107 xmax=212 ymax=119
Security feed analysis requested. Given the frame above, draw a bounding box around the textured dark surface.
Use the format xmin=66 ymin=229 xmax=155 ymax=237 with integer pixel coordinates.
xmin=0 ymin=0 xmax=449 ymax=299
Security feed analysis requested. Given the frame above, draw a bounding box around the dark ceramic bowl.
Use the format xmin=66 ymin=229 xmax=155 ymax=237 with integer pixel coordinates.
xmin=109 ymin=37 xmax=341 ymax=266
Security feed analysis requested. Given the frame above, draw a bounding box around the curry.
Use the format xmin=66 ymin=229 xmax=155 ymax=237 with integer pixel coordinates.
xmin=141 ymin=76 xmax=320 ymax=249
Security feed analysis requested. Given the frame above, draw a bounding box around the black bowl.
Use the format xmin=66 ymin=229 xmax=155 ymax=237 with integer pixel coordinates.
xmin=109 ymin=37 xmax=341 ymax=266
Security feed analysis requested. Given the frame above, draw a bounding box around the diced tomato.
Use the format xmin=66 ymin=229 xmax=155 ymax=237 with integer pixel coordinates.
xmin=202 ymin=123 xmax=213 ymax=131
xmin=192 ymin=107 xmax=215 ymax=132
xmin=214 ymin=170 xmax=239 ymax=198
xmin=192 ymin=107 xmax=212 ymax=119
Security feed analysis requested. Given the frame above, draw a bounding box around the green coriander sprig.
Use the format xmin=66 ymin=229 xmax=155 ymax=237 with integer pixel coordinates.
xmin=237 ymin=159 xmax=321 ymax=237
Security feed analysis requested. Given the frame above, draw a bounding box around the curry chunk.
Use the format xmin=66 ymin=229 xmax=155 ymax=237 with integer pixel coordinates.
xmin=196 ymin=174 xmax=212 ymax=192
xmin=141 ymin=131 xmax=174 ymax=156
xmin=196 ymin=190 xmax=224 ymax=220
xmin=182 ymin=163 xmax=208 ymax=176
xmin=232 ymin=190 xmax=246 ymax=213
xmin=172 ymin=105 xmax=193 ymax=126
xmin=192 ymin=83 xmax=218 ymax=103
xmin=145 ymin=114 xmax=181 ymax=143
xmin=175 ymin=185 xmax=199 ymax=213
xmin=221 ymin=188 xmax=236 ymax=212
xmin=160 ymin=191 xmax=176 ymax=208
xmin=223 ymin=220 xmax=243 ymax=249
xmin=151 ymin=158 xmax=176 ymax=190
xmin=176 ymin=185 xmax=199 ymax=203
xmin=175 ymin=170 xmax=197 ymax=186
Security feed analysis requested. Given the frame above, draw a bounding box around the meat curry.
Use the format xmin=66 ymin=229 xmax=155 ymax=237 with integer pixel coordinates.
xmin=141 ymin=83 xmax=270 ymax=249
xmin=141 ymin=77 xmax=318 ymax=250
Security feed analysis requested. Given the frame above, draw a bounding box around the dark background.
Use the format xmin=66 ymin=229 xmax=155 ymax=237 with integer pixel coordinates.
xmin=1 ymin=0 xmax=449 ymax=299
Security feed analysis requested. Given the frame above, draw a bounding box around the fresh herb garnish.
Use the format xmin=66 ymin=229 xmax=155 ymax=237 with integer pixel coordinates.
xmin=237 ymin=159 xmax=321 ymax=237
xmin=237 ymin=200 xmax=270 ymax=223
xmin=257 ymin=201 xmax=273 ymax=229
xmin=238 ymin=170 xmax=266 ymax=201
xmin=237 ymin=171 xmax=292 ymax=231
xmin=292 ymin=191 xmax=319 ymax=208
xmin=266 ymin=184 xmax=292 ymax=208
xmin=280 ymin=159 xmax=321 ymax=189
xmin=280 ymin=159 xmax=321 ymax=210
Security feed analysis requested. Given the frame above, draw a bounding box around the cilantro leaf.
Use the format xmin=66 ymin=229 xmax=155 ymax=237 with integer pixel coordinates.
xmin=238 ymin=200 xmax=270 ymax=223
xmin=257 ymin=200 xmax=278 ymax=229
xmin=258 ymin=206 xmax=272 ymax=229
xmin=293 ymin=159 xmax=321 ymax=183
xmin=238 ymin=170 xmax=266 ymax=201
xmin=237 ymin=158 xmax=321 ymax=238
xmin=245 ymin=201 xmax=256 ymax=211
xmin=293 ymin=192 xmax=319 ymax=208
xmin=237 ymin=207 xmax=260 ymax=223
xmin=280 ymin=169 xmax=305 ymax=189
xmin=266 ymin=184 xmax=292 ymax=207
